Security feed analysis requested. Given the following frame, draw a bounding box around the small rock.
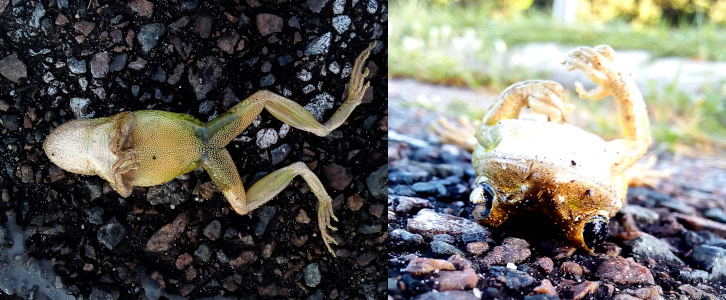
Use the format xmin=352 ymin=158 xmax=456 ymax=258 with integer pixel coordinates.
xmin=176 ymin=253 xmax=193 ymax=269
xmin=390 ymin=229 xmax=424 ymax=249
xmin=270 ymin=143 xmax=291 ymax=165
xmin=413 ymin=291 xmax=479 ymax=300
xmin=260 ymin=74 xmax=275 ymax=87
xmin=254 ymin=205 xmax=278 ymax=236
xmin=1 ymin=115 xmax=19 ymax=131
xmin=129 ymin=0 xmax=154 ymax=18
xmin=198 ymin=100 xmax=215 ymax=114
xmin=332 ymin=0 xmax=345 ymax=14
xmin=678 ymin=269 xmax=710 ymax=284
xmin=332 ymin=15 xmax=351 ymax=34
xmin=193 ymin=15 xmax=213 ymax=38
xmin=68 ymin=57 xmax=87 ymax=74
xmin=147 ymin=180 xmax=186 ymax=206
xmin=431 ymin=240 xmax=463 ymax=256
xmin=97 ymin=217 xmax=127 ymax=250
xmin=466 ymin=242 xmax=489 ymax=255
xmin=217 ymin=30 xmax=240 ymax=54
xmin=256 ymin=13 xmax=283 ymax=36
xmin=678 ymin=284 xmax=719 ymax=300
xmin=304 ymin=263 xmax=321 ymax=287
xmin=534 ymin=257 xmax=554 ymax=274
xmin=366 ymin=165 xmax=387 ymax=199
xmin=704 ymin=208 xmax=726 ymax=224
xmin=194 ymin=244 xmax=212 ymax=262
xmin=406 ymin=208 xmax=486 ymax=239
xmin=256 ymin=128 xmax=278 ymax=149
xmin=532 ymin=279 xmax=557 ymax=295
xmin=324 ymin=163 xmax=352 ymax=190
xmin=188 ymin=57 xmax=222 ymax=100
xmin=307 ymin=0 xmax=329 ymax=13
xmin=304 ymin=92 xmax=334 ymax=121
xmin=621 ymin=205 xmax=660 ymax=224
xmin=146 ymin=213 xmax=189 ymax=252
xmin=74 ymin=20 xmax=95 ymax=36
xmin=489 ymin=266 xmax=536 ymax=291
xmin=483 ymin=237 xmax=531 ymax=266
xmin=597 ymin=256 xmax=655 ymax=285
xmin=169 ymin=16 xmax=190 ymax=31
xmin=91 ymin=52 xmax=110 ymax=78
xmin=403 ymin=257 xmax=455 ymax=275
xmin=137 ymin=23 xmax=165 ymax=53
xmin=304 ymin=32 xmax=332 ymax=55
xmin=561 ymin=261 xmax=583 ymax=278
xmin=0 ymin=53 xmax=27 ymax=83
xmin=437 ymin=268 xmax=478 ymax=291
xmin=229 ymin=250 xmax=258 ymax=267
xmin=346 ymin=193 xmax=364 ymax=211
xmin=87 ymin=207 xmax=104 ymax=225
xmin=624 ymin=234 xmax=683 ymax=264
xmin=70 ymin=97 xmax=94 ymax=118
xmin=690 ymin=245 xmax=726 ymax=283
xmin=203 ymin=220 xmax=221 ymax=240
xmin=109 ymin=54 xmax=127 ymax=72
xmin=621 ymin=286 xmax=663 ymax=300
xmin=394 ymin=196 xmax=432 ymax=214
xmin=29 ymin=3 xmax=45 ymax=28
xmin=568 ymin=281 xmax=600 ymax=300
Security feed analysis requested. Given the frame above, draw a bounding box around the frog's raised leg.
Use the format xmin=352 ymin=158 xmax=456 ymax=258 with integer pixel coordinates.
xmin=563 ymin=45 xmax=651 ymax=175
xmin=108 ymin=111 xmax=139 ymax=197
xmin=482 ymin=80 xmax=569 ymax=126
xmin=435 ymin=117 xmax=478 ymax=152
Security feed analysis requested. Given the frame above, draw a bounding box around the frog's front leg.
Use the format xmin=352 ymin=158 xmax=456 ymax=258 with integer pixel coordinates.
xmin=108 ymin=111 xmax=139 ymax=197
xmin=563 ymin=45 xmax=651 ymax=174
xmin=482 ymin=80 xmax=569 ymax=126
xmin=201 ymin=150 xmax=338 ymax=255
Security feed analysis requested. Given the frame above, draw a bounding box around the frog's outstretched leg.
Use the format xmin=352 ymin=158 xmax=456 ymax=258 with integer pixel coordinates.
xmin=434 ymin=117 xmax=478 ymax=152
xmin=563 ymin=45 xmax=651 ymax=175
xmin=201 ymin=150 xmax=338 ymax=255
xmin=482 ymin=80 xmax=569 ymax=126
xmin=205 ymin=42 xmax=374 ymax=148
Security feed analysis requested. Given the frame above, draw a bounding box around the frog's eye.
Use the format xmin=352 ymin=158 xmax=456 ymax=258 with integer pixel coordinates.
xmin=583 ymin=215 xmax=609 ymax=249
xmin=470 ymin=182 xmax=495 ymax=220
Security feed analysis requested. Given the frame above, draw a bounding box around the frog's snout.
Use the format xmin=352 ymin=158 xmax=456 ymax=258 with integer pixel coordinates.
xmin=583 ymin=215 xmax=609 ymax=249
xmin=470 ymin=182 xmax=495 ymax=221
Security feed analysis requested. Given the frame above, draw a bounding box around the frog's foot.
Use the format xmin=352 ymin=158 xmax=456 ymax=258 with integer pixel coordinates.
xmin=111 ymin=149 xmax=139 ymax=197
xmin=624 ymin=156 xmax=670 ymax=188
xmin=563 ymin=45 xmax=617 ymax=99
xmin=109 ymin=111 xmax=136 ymax=155
xmin=484 ymin=80 xmax=569 ymax=126
xmin=345 ymin=41 xmax=375 ymax=106
xmin=433 ymin=117 xmax=477 ymax=152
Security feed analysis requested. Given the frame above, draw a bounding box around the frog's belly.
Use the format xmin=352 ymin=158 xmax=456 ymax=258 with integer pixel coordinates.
xmin=130 ymin=111 xmax=205 ymax=186
xmin=476 ymin=120 xmax=620 ymax=186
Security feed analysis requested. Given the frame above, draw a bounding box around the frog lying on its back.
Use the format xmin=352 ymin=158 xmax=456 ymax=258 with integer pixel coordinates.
xmin=438 ymin=45 xmax=651 ymax=251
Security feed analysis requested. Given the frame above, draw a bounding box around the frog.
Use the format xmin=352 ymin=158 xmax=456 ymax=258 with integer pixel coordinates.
xmin=43 ymin=42 xmax=376 ymax=256
xmin=438 ymin=45 xmax=651 ymax=251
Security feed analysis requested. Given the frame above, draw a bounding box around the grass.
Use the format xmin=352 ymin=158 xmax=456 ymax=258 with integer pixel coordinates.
xmin=390 ymin=0 xmax=726 ymax=152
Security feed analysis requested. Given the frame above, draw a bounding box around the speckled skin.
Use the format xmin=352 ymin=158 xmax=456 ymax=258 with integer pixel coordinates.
xmin=43 ymin=43 xmax=376 ymax=256
xmin=468 ymin=46 xmax=651 ymax=251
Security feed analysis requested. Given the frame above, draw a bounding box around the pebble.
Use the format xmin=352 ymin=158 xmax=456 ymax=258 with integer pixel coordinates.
xmin=97 ymin=217 xmax=127 ymax=250
xmin=690 ymin=245 xmax=726 ymax=283
xmin=109 ymin=54 xmax=127 ymax=72
xmin=346 ymin=193 xmax=364 ymax=211
xmin=366 ymin=165 xmax=388 ymax=200
xmin=431 ymin=240 xmax=463 ymax=256
xmin=256 ymin=13 xmax=283 ymax=36
xmin=566 ymin=280 xmax=600 ymax=300
xmin=129 ymin=0 xmax=154 ymax=18
xmin=406 ymin=208 xmax=486 ymax=239
xmin=137 ymin=23 xmax=165 ymax=53
xmin=270 ymin=143 xmax=291 ymax=165
xmin=68 ymin=57 xmax=87 ymax=74
xmin=389 ymin=229 xmax=424 ymax=249
xmin=90 ymin=52 xmax=110 ymax=78
xmin=1 ymin=115 xmax=19 ymax=131
xmin=534 ymin=257 xmax=554 ymax=274
xmin=438 ymin=268 xmax=478 ymax=291
xmin=260 ymin=74 xmax=275 ymax=87
xmin=304 ymin=263 xmax=321 ymax=287
xmin=74 ymin=20 xmax=95 ymax=36
xmin=146 ymin=213 xmax=189 ymax=252
xmin=413 ymin=291 xmax=479 ymax=300
xmin=332 ymin=15 xmax=351 ymax=34
xmin=176 ymin=253 xmax=193 ymax=270
xmin=254 ymin=205 xmax=278 ymax=236
xmin=678 ymin=284 xmax=719 ymax=300
xmin=0 ymin=53 xmax=27 ymax=83
xmin=324 ymin=163 xmax=352 ymax=190
xmin=203 ymin=220 xmax=221 ymax=240
xmin=621 ymin=205 xmax=660 ymax=224
xmin=188 ymin=57 xmax=222 ymax=100
xmin=147 ymin=180 xmax=186 ymax=206
xmin=561 ymin=261 xmax=583 ymax=278
xmin=532 ymin=279 xmax=557 ymax=295
xmin=304 ymin=92 xmax=334 ymax=121
xmin=307 ymin=0 xmax=329 ymax=13
xmin=29 ymin=3 xmax=45 ymax=28
xmin=483 ymin=237 xmax=531 ymax=266
xmin=332 ymin=0 xmax=345 ymax=14
xmin=217 ymin=31 xmax=240 ymax=54
xmin=70 ymin=97 xmax=94 ymax=118
xmin=256 ymin=128 xmax=278 ymax=149
xmin=488 ymin=266 xmax=536 ymax=291
xmin=229 ymin=250 xmax=258 ymax=267
xmin=87 ymin=207 xmax=103 ymax=225
xmin=466 ymin=242 xmax=489 ymax=255
xmin=704 ymin=208 xmax=726 ymax=224
xmin=193 ymin=15 xmax=213 ymax=38
xmin=620 ymin=286 xmax=663 ymax=300
xmin=403 ymin=257 xmax=456 ymax=275
xmin=169 ymin=16 xmax=190 ymax=32
xmin=678 ymin=269 xmax=710 ymax=284
xmin=305 ymin=32 xmax=332 ymax=55
xmin=624 ymin=234 xmax=683 ymax=264
xmin=194 ymin=244 xmax=212 ymax=262
xmin=597 ymin=256 xmax=655 ymax=285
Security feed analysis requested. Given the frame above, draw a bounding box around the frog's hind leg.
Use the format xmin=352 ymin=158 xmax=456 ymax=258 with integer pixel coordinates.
xmin=434 ymin=117 xmax=478 ymax=152
xmin=201 ymin=149 xmax=338 ymax=256
xmin=204 ymin=42 xmax=375 ymax=148
xmin=483 ymin=80 xmax=569 ymax=126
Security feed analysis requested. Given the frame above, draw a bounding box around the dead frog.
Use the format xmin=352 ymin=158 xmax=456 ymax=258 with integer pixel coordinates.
xmin=43 ymin=42 xmax=376 ymax=256
xmin=438 ymin=45 xmax=653 ymax=251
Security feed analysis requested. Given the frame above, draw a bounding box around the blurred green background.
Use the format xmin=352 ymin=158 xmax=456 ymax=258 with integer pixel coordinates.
xmin=390 ymin=0 xmax=726 ymax=155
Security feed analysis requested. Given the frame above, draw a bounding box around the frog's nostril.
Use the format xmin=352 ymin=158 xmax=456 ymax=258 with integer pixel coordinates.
xmin=583 ymin=215 xmax=609 ymax=249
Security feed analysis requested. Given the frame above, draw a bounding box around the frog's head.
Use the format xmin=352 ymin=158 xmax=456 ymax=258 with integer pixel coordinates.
xmin=43 ymin=119 xmax=97 ymax=175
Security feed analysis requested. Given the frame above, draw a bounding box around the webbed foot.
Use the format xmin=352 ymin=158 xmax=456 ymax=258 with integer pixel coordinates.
xmin=112 ymin=149 xmax=139 ymax=197
xmin=563 ymin=45 xmax=617 ymax=99
xmin=433 ymin=116 xmax=478 ymax=152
